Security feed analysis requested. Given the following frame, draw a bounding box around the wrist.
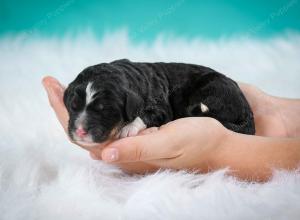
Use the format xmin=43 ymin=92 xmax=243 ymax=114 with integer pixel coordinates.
xmin=274 ymin=97 xmax=300 ymax=137
xmin=208 ymin=130 xmax=269 ymax=181
xmin=209 ymin=132 xmax=265 ymax=181
xmin=205 ymin=125 xmax=234 ymax=171
xmin=210 ymin=131 xmax=300 ymax=181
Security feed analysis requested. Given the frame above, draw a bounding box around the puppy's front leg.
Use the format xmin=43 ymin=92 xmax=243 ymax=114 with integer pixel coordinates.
xmin=119 ymin=117 xmax=147 ymax=138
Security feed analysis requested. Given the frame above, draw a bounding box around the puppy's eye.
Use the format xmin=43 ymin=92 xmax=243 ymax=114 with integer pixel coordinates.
xmin=70 ymin=95 xmax=84 ymax=112
xmin=71 ymin=101 xmax=80 ymax=111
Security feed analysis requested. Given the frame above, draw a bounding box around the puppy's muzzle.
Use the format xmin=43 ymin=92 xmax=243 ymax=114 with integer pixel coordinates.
xmin=75 ymin=127 xmax=87 ymax=138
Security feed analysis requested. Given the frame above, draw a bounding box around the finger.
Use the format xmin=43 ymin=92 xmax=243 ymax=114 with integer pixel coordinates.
xmin=70 ymin=134 xmax=111 ymax=153
xmin=116 ymin=162 xmax=159 ymax=174
xmin=89 ymin=152 xmax=99 ymax=160
xmin=89 ymin=152 xmax=100 ymax=160
xmin=42 ymin=77 xmax=118 ymax=154
xmin=138 ymin=127 xmax=159 ymax=135
xmin=101 ymin=131 xmax=182 ymax=163
xmin=42 ymin=76 xmax=69 ymax=133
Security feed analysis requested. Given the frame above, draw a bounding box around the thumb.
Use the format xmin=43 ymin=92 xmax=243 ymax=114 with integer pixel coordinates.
xmin=42 ymin=76 xmax=69 ymax=132
xmin=101 ymin=131 xmax=182 ymax=163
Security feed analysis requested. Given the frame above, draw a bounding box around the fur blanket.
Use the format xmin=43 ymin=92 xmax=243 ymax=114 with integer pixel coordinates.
xmin=0 ymin=31 xmax=300 ymax=220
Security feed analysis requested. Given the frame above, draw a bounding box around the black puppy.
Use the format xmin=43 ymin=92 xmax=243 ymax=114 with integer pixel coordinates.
xmin=64 ymin=59 xmax=255 ymax=146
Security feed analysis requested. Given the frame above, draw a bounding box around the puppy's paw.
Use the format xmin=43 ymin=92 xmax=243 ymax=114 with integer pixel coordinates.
xmin=119 ymin=125 xmax=139 ymax=138
xmin=119 ymin=117 xmax=146 ymax=138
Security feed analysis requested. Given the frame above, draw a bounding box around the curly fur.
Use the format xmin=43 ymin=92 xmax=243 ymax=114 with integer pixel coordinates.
xmin=64 ymin=59 xmax=255 ymax=143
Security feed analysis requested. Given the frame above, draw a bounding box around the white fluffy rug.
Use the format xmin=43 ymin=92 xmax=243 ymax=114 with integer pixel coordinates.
xmin=1 ymin=31 xmax=300 ymax=220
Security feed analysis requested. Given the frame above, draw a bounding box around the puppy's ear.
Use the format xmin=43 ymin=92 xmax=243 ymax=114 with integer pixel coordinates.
xmin=63 ymin=86 xmax=72 ymax=109
xmin=63 ymin=84 xmax=77 ymax=109
xmin=125 ymin=91 xmax=143 ymax=121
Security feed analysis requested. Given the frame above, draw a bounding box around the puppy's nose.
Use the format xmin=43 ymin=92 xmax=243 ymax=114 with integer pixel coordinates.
xmin=76 ymin=127 xmax=87 ymax=138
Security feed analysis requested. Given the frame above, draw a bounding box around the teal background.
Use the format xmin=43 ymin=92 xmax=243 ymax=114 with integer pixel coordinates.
xmin=0 ymin=0 xmax=300 ymax=40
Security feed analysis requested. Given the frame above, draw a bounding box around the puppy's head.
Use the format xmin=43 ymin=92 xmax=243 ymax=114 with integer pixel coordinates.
xmin=63 ymin=67 xmax=143 ymax=145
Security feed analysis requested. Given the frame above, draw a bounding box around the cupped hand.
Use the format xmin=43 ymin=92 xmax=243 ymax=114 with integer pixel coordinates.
xmin=238 ymin=83 xmax=288 ymax=137
xmin=100 ymin=117 xmax=228 ymax=171
xmin=42 ymin=76 xmax=158 ymax=173
xmin=42 ymin=76 xmax=289 ymax=174
xmin=42 ymin=76 xmax=227 ymax=172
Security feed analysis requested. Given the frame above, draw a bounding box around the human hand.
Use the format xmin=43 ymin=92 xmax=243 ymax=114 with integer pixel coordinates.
xmin=43 ymin=76 xmax=299 ymax=178
xmin=238 ymin=83 xmax=289 ymax=137
xmin=42 ymin=76 xmax=158 ymax=173
xmin=99 ymin=83 xmax=296 ymax=171
xmin=42 ymin=76 xmax=229 ymax=172
xmin=100 ymin=117 xmax=229 ymax=171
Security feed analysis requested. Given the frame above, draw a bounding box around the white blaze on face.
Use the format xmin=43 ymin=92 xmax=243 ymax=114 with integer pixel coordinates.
xmin=75 ymin=82 xmax=95 ymax=129
xmin=86 ymin=82 xmax=96 ymax=105
xmin=75 ymin=111 xmax=86 ymax=129
xmin=73 ymin=111 xmax=94 ymax=143
xmin=72 ymin=82 xmax=97 ymax=144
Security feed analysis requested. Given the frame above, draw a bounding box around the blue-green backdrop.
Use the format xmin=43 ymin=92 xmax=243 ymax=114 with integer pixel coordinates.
xmin=1 ymin=0 xmax=299 ymax=40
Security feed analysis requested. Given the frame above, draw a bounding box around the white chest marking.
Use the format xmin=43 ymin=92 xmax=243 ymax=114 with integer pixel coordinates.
xmin=119 ymin=117 xmax=146 ymax=138
xmin=86 ymin=82 xmax=96 ymax=105
xmin=200 ymin=102 xmax=209 ymax=113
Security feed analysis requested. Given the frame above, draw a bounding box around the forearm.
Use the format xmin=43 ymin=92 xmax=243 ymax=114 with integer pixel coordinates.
xmin=213 ymin=132 xmax=300 ymax=181
xmin=239 ymin=82 xmax=300 ymax=137
xmin=275 ymin=97 xmax=300 ymax=137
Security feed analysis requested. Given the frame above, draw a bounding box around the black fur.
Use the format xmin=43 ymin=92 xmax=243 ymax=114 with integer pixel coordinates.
xmin=64 ymin=59 xmax=255 ymax=143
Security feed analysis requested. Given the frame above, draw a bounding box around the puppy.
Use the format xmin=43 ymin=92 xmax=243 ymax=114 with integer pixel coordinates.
xmin=64 ymin=59 xmax=255 ymax=146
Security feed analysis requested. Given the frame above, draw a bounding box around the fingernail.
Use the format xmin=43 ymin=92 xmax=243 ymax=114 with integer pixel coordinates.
xmin=102 ymin=148 xmax=119 ymax=162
